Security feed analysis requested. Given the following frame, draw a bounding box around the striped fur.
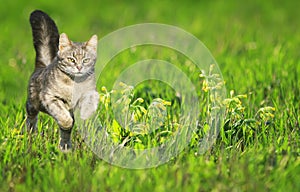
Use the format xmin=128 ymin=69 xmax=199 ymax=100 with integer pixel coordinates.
xmin=26 ymin=10 xmax=99 ymax=152
xmin=30 ymin=10 xmax=59 ymax=68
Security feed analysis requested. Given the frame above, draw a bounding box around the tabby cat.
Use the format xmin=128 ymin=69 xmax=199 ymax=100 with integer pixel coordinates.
xmin=26 ymin=10 xmax=99 ymax=152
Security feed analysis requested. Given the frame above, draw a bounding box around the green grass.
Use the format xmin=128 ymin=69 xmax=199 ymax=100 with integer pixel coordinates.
xmin=1 ymin=0 xmax=300 ymax=191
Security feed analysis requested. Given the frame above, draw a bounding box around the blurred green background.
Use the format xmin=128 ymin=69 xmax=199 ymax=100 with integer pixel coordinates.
xmin=1 ymin=0 xmax=299 ymax=104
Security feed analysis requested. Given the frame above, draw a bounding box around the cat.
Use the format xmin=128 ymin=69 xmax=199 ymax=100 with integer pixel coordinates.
xmin=26 ymin=10 xmax=99 ymax=152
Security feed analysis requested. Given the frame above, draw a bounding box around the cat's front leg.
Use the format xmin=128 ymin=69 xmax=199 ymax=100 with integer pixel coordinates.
xmin=42 ymin=96 xmax=74 ymax=152
xmin=79 ymin=90 xmax=99 ymax=120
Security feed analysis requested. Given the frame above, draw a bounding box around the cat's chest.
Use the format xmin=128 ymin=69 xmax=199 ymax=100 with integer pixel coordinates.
xmin=45 ymin=68 xmax=95 ymax=108
xmin=71 ymin=79 xmax=95 ymax=107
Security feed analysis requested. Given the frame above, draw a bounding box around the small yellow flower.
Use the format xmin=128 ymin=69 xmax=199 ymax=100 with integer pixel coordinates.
xmin=202 ymin=80 xmax=209 ymax=92
xmin=101 ymin=86 xmax=107 ymax=92
xmin=162 ymin=100 xmax=171 ymax=106
xmin=136 ymin=98 xmax=144 ymax=103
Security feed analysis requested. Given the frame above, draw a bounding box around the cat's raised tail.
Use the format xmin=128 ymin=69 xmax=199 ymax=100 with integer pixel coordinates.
xmin=30 ymin=10 xmax=59 ymax=68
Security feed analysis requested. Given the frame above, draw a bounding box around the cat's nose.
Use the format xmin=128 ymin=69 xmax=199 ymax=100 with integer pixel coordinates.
xmin=76 ymin=66 xmax=82 ymax=71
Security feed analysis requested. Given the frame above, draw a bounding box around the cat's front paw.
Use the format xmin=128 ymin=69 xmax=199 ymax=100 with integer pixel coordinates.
xmin=59 ymin=128 xmax=72 ymax=153
xmin=80 ymin=91 xmax=99 ymax=120
xmin=59 ymin=139 xmax=72 ymax=153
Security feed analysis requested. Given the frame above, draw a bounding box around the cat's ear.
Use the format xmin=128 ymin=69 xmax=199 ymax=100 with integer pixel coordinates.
xmin=59 ymin=33 xmax=72 ymax=51
xmin=85 ymin=35 xmax=98 ymax=51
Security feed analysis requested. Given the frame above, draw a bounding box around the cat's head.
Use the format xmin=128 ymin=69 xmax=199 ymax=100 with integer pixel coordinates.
xmin=57 ymin=33 xmax=97 ymax=77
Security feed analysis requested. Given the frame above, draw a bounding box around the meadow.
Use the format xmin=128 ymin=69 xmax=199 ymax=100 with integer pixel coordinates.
xmin=0 ymin=0 xmax=299 ymax=191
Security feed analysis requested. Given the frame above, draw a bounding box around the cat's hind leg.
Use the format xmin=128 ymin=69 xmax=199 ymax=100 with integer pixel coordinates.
xmin=26 ymin=101 xmax=39 ymax=133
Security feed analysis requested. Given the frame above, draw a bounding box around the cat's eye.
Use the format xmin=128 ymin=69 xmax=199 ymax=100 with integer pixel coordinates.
xmin=67 ymin=57 xmax=76 ymax=63
xmin=82 ymin=58 xmax=90 ymax=64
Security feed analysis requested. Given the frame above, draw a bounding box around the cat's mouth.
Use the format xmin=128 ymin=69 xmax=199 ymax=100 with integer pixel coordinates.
xmin=75 ymin=72 xmax=84 ymax=76
xmin=74 ymin=71 xmax=91 ymax=78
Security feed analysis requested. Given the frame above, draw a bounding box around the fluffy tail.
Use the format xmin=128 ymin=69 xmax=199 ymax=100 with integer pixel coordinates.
xmin=30 ymin=10 xmax=59 ymax=68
